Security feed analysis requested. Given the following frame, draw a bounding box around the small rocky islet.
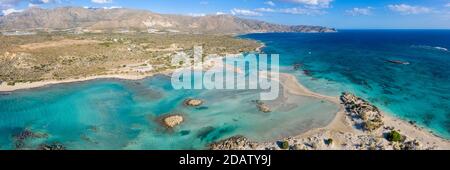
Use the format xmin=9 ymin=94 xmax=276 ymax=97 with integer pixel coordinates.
xmin=162 ymin=114 xmax=184 ymax=128
xmin=183 ymin=98 xmax=204 ymax=107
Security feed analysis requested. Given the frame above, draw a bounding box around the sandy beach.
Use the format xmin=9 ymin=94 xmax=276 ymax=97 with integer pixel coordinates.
xmin=0 ymin=73 xmax=159 ymax=92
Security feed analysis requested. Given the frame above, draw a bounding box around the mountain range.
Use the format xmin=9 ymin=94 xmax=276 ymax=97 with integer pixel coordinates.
xmin=0 ymin=7 xmax=336 ymax=34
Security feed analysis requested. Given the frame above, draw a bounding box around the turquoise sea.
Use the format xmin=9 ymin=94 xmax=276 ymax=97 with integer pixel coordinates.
xmin=1 ymin=30 xmax=449 ymax=149
xmin=243 ymin=30 xmax=450 ymax=138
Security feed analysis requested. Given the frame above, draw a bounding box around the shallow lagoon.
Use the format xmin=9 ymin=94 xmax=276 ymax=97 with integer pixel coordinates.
xmin=0 ymin=74 xmax=338 ymax=149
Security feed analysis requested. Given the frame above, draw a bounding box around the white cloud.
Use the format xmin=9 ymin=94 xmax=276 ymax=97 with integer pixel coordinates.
xmin=1 ymin=0 xmax=52 ymax=10
xmin=28 ymin=3 xmax=38 ymax=7
xmin=215 ymin=11 xmax=226 ymax=15
xmin=103 ymin=6 xmax=122 ymax=9
xmin=446 ymin=3 xmax=450 ymax=7
xmin=28 ymin=0 xmax=53 ymax=7
xmin=346 ymin=7 xmax=373 ymax=16
xmin=0 ymin=0 xmax=21 ymax=10
xmin=279 ymin=7 xmax=325 ymax=15
xmin=91 ymin=0 xmax=112 ymax=4
xmin=230 ymin=8 xmax=262 ymax=16
xmin=388 ymin=4 xmax=431 ymax=15
xmin=281 ymin=0 xmax=333 ymax=8
xmin=255 ymin=8 xmax=276 ymax=12
xmin=255 ymin=7 xmax=325 ymax=15
xmin=264 ymin=1 xmax=275 ymax=6
xmin=2 ymin=8 xmax=23 ymax=15
xmin=187 ymin=13 xmax=206 ymax=17
xmin=83 ymin=6 xmax=121 ymax=10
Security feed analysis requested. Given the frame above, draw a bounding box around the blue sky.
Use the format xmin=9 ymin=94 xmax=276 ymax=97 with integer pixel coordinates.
xmin=1 ymin=0 xmax=450 ymax=29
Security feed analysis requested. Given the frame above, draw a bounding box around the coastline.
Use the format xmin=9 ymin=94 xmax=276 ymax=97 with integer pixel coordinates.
xmin=1 ymin=45 xmax=449 ymax=150
xmin=0 ymin=72 xmax=165 ymax=92
xmin=0 ymin=40 xmax=265 ymax=92
xmin=210 ymin=73 xmax=450 ymax=150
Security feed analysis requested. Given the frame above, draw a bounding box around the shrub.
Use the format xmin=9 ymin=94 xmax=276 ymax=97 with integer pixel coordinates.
xmin=7 ymin=81 xmax=15 ymax=86
xmin=279 ymin=141 xmax=289 ymax=150
xmin=387 ymin=130 xmax=402 ymax=142
xmin=325 ymin=138 xmax=333 ymax=145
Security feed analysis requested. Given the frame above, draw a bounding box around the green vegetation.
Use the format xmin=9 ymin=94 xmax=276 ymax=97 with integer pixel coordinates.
xmin=325 ymin=138 xmax=333 ymax=145
xmin=386 ymin=130 xmax=402 ymax=142
xmin=279 ymin=141 xmax=289 ymax=150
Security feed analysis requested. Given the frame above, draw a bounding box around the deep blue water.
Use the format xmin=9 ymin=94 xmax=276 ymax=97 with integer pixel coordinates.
xmin=243 ymin=30 xmax=450 ymax=138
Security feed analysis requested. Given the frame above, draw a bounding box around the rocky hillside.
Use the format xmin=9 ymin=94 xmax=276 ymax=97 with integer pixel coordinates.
xmin=0 ymin=7 xmax=336 ymax=34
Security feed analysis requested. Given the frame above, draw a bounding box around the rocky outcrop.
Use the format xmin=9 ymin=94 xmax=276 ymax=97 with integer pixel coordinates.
xmin=161 ymin=114 xmax=184 ymax=128
xmin=401 ymin=140 xmax=422 ymax=150
xmin=209 ymin=136 xmax=259 ymax=150
xmin=183 ymin=98 xmax=203 ymax=107
xmin=37 ymin=142 xmax=66 ymax=150
xmin=255 ymin=100 xmax=271 ymax=113
xmin=341 ymin=92 xmax=384 ymax=132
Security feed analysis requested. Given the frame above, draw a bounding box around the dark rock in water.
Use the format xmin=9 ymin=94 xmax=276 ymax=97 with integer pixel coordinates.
xmin=14 ymin=129 xmax=48 ymax=142
xmin=293 ymin=63 xmax=302 ymax=70
xmin=14 ymin=129 xmax=35 ymax=141
xmin=197 ymin=126 xmax=215 ymax=141
xmin=37 ymin=142 xmax=66 ymax=150
xmin=180 ymin=130 xmax=190 ymax=136
xmin=383 ymin=89 xmax=394 ymax=95
xmin=13 ymin=128 xmax=49 ymax=150
xmin=195 ymin=106 xmax=209 ymax=110
xmin=386 ymin=60 xmax=410 ymax=65
xmin=198 ymin=126 xmax=237 ymax=143
xmin=303 ymin=69 xmax=313 ymax=76
xmin=0 ymin=92 xmax=11 ymax=95
xmin=421 ymin=113 xmax=434 ymax=126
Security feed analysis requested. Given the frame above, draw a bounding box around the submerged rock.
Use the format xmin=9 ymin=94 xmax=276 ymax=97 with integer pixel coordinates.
xmin=183 ymin=98 xmax=204 ymax=107
xmin=162 ymin=114 xmax=184 ymax=128
xmin=293 ymin=63 xmax=302 ymax=70
xmin=13 ymin=128 xmax=48 ymax=149
xmin=386 ymin=60 xmax=410 ymax=65
xmin=255 ymin=100 xmax=271 ymax=113
xmin=37 ymin=142 xmax=66 ymax=150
